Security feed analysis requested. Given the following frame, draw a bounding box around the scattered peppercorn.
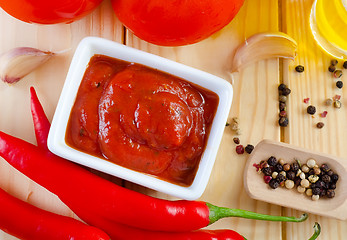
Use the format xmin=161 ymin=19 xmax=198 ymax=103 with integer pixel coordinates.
xmin=303 ymin=98 xmax=310 ymax=104
xmin=245 ymin=144 xmax=254 ymax=154
xmin=334 ymin=100 xmax=342 ymax=109
xmin=279 ymin=111 xmax=287 ymax=117
xmin=328 ymin=65 xmax=336 ymax=72
xmin=343 ymin=61 xmax=347 ymax=69
xmin=331 ymin=59 xmax=338 ymax=66
xmin=233 ymin=137 xmax=240 ymax=144
xmin=279 ymin=95 xmax=287 ymax=102
xmin=336 ymin=80 xmax=343 ymax=89
xmin=279 ymin=117 xmax=289 ymax=127
xmin=307 ymin=105 xmax=316 ymax=115
xmin=225 ymin=122 xmax=230 ymax=126
xmin=281 ymin=88 xmax=291 ymax=96
xmin=333 ymin=69 xmax=343 ymax=78
xmin=325 ymin=98 xmax=333 ymax=106
xmin=279 ymin=102 xmax=286 ymax=111
xmin=278 ymin=83 xmax=287 ymax=91
xmin=316 ymin=122 xmax=324 ymax=129
xmin=319 ymin=111 xmax=328 ymax=118
xmin=235 ymin=145 xmax=244 ymax=154
xmin=295 ymin=65 xmax=304 ymax=73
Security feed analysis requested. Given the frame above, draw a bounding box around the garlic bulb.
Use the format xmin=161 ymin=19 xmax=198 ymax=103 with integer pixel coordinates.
xmin=231 ymin=32 xmax=297 ymax=73
xmin=0 ymin=47 xmax=55 ymax=84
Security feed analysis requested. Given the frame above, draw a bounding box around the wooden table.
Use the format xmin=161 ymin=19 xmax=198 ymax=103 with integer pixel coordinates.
xmin=0 ymin=0 xmax=346 ymax=239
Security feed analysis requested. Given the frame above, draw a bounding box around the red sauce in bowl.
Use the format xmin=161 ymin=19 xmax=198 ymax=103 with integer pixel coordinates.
xmin=66 ymin=55 xmax=219 ymax=186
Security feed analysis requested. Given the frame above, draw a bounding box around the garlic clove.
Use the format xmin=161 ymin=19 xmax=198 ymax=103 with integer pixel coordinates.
xmin=231 ymin=32 xmax=297 ymax=73
xmin=0 ymin=47 xmax=55 ymax=84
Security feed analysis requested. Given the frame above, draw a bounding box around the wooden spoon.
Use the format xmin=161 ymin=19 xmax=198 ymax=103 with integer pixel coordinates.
xmin=244 ymin=139 xmax=347 ymax=220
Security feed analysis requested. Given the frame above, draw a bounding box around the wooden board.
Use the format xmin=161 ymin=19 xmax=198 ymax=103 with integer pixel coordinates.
xmin=0 ymin=0 xmax=345 ymax=239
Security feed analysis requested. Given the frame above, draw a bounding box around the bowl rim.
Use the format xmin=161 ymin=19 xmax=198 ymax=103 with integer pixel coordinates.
xmin=48 ymin=36 xmax=233 ymax=200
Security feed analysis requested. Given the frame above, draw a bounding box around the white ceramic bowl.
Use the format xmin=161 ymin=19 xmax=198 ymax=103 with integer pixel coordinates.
xmin=48 ymin=37 xmax=233 ymax=200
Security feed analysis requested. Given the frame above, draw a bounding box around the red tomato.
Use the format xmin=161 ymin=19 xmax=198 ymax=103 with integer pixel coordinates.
xmin=0 ymin=0 xmax=103 ymax=24
xmin=111 ymin=0 xmax=244 ymax=46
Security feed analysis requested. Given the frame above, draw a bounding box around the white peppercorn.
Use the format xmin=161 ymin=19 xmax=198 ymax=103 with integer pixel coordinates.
xmin=301 ymin=164 xmax=309 ymax=173
xmin=306 ymin=188 xmax=313 ymax=197
xmin=306 ymin=159 xmax=316 ymax=168
xmin=279 ymin=171 xmax=286 ymax=177
xmin=301 ymin=179 xmax=310 ymax=188
xmin=272 ymin=172 xmax=278 ymax=179
xmin=278 ymin=158 xmax=285 ymax=165
xmin=297 ymin=185 xmax=306 ymax=193
xmin=312 ymin=195 xmax=320 ymax=201
xmin=313 ymin=167 xmax=321 ymax=175
xmin=299 ymin=172 xmax=306 ymax=180
xmin=285 ymin=180 xmax=294 ymax=189
xmin=296 ymin=169 xmax=302 ymax=177
xmin=308 ymin=175 xmax=319 ymax=183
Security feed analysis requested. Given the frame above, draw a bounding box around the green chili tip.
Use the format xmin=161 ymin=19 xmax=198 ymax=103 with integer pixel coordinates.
xmin=206 ymin=203 xmax=308 ymax=224
xmin=308 ymin=222 xmax=321 ymax=240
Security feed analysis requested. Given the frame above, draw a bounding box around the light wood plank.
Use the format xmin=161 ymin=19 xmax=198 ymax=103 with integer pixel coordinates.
xmin=282 ymin=0 xmax=347 ymax=239
xmin=124 ymin=0 xmax=283 ymax=239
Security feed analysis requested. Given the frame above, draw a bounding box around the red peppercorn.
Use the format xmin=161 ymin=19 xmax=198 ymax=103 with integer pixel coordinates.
xmin=236 ymin=145 xmax=244 ymax=154
xmin=264 ymin=175 xmax=272 ymax=184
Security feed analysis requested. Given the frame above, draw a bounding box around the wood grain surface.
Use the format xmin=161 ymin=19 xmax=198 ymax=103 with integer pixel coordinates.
xmin=0 ymin=0 xmax=345 ymax=239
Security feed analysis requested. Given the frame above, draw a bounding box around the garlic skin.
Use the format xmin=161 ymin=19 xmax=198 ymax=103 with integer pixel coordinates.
xmin=231 ymin=32 xmax=297 ymax=73
xmin=0 ymin=47 xmax=55 ymax=84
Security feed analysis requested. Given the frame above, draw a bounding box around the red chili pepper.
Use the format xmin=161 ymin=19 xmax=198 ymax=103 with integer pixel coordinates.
xmin=0 ymin=187 xmax=110 ymax=240
xmin=14 ymin=87 xmax=307 ymax=233
xmin=30 ymin=87 xmax=50 ymax=150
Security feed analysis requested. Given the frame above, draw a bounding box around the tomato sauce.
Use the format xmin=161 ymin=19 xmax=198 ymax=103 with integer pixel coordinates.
xmin=66 ymin=55 xmax=219 ymax=186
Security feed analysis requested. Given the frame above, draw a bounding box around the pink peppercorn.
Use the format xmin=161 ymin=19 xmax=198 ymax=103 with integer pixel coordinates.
xmin=320 ymin=111 xmax=328 ymax=118
xmin=236 ymin=145 xmax=245 ymax=154
xmin=303 ymin=98 xmax=310 ymax=104
xmin=264 ymin=175 xmax=272 ymax=184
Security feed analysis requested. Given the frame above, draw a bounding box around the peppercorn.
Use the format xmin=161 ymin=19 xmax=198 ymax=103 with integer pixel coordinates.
xmin=334 ymin=100 xmax=342 ymax=108
xmin=321 ymin=163 xmax=330 ymax=172
xmin=315 ymin=180 xmax=326 ymax=189
xmin=327 ymin=170 xmax=334 ymax=176
xmin=233 ymin=137 xmax=240 ymax=144
xmin=279 ymin=102 xmax=286 ymax=111
xmin=274 ymin=163 xmax=283 ymax=172
xmin=245 ymin=144 xmax=254 ymax=154
xmin=295 ymin=65 xmax=304 ymax=73
xmin=285 ymin=180 xmax=294 ymax=189
xmin=325 ymin=98 xmax=333 ymax=106
xmin=279 ymin=111 xmax=287 ymax=117
xmin=291 ymin=162 xmax=299 ymax=172
xmin=276 ymin=173 xmax=286 ymax=183
xmin=336 ymin=80 xmax=343 ymax=89
xmin=312 ymin=187 xmax=321 ymax=196
xmin=326 ymin=189 xmax=335 ymax=198
xmin=328 ymin=65 xmax=336 ymax=72
xmin=334 ymin=70 xmax=343 ymax=78
xmin=312 ymin=195 xmax=320 ymax=201
xmin=329 ymin=183 xmax=336 ymax=190
xmin=263 ymin=175 xmax=272 ymax=184
xmin=279 ymin=95 xmax=287 ymax=102
xmin=322 ymin=174 xmax=331 ymax=183
xmin=278 ymin=83 xmax=287 ymax=91
xmin=306 ymin=159 xmax=316 ymax=168
xmin=283 ymin=163 xmax=291 ymax=172
xmin=331 ymin=173 xmax=339 ymax=182
xmin=313 ymin=167 xmax=321 ymax=175
xmin=307 ymin=105 xmax=316 ymax=115
xmin=343 ymin=61 xmax=347 ymax=69
xmin=316 ymin=122 xmax=324 ymax=129
xmin=294 ymin=177 xmax=301 ymax=186
xmin=225 ymin=122 xmax=230 ymax=126
xmin=269 ymin=179 xmax=280 ymax=189
xmin=262 ymin=167 xmax=272 ymax=176
xmin=267 ymin=156 xmax=277 ymax=166
xmin=236 ymin=145 xmax=244 ymax=154
xmin=279 ymin=117 xmax=289 ymax=127
xmin=331 ymin=59 xmax=338 ymax=66
xmin=281 ymin=88 xmax=291 ymax=96
xmin=320 ymin=189 xmax=327 ymax=197
xmin=286 ymin=171 xmax=295 ymax=180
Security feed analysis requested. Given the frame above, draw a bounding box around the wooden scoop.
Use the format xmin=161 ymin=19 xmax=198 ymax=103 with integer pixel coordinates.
xmin=244 ymin=139 xmax=347 ymax=220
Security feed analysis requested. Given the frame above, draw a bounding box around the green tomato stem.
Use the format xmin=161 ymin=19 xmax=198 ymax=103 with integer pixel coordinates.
xmin=207 ymin=203 xmax=308 ymax=224
xmin=308 ymin=222 xmax=321 ymax=240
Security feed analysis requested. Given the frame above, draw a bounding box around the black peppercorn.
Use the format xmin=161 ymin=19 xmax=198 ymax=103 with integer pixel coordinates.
xmin=327 ymin=170 xmax=334 ymax=176
xmin=315 ymin=180 xmax=326 ymax=189
xmin=307 ymin=105 xmax=316 ymax=115
xmin=320 ymin=189 xmax=327 ymax=197
xmin=267 ymin=156 xmax=277 ymax=166
xmin=295 ymin=65 xmax=304 ymax=73
xmin=334 ymin=70 xmax=343 ymax=78
xmin=336 ymin=80 xmax=343 ymax=89
xmin=278 ymin=83 xmax=287 ymax=91
xmin=329 ymin=183 xmax=336 ymax=190
xmin=281 ymin=88 xmax=291 ymax=96
xmin=294 ymin=177 xmax=301 ymax=186
xmin=326 ymin=189 xmax=335 ymax=198
xmin=312 ymin=187 xmax=321 ymax=195
xmin=245 ymin=144 xmax=254 ymax=154
xmin=286 ymin=171 xmax=295 ymax=180
xmin=269 ymin=179 xmax=280 ymax=189
xmin=343 ymin=61 xmax=347 ymax=69
xmin=331 ymin=173 xmax=339 ymax=183
xmin=291 ymin=162 xmax=299 ymax=172
xmin=316 ymin=122 xmax=324 ymax=129
xmin=328 ymin=65 xmax=336 ymax=72
xmin=331 ymin=59 xmax=338 ymax=66
xmin=233 ymin=137 xmax=240 ymax=144
xmin=276 ymin=173 xmax=286 ymax=183
xmin=279 ymin=117 xmax=289 ymax=127
xmin=262 ymin=167 xmax=273 ymax=176
xmin=274 ymin=163 xmax=283 ymax=172
xmin=321 ymin=163 xmax=330 ymax=172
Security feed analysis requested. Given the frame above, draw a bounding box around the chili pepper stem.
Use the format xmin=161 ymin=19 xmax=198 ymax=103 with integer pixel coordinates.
xmin=308 ymin=222 xmax=321 ymax=240
xmin=206 ymin=203 xmax=308 ymax=224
